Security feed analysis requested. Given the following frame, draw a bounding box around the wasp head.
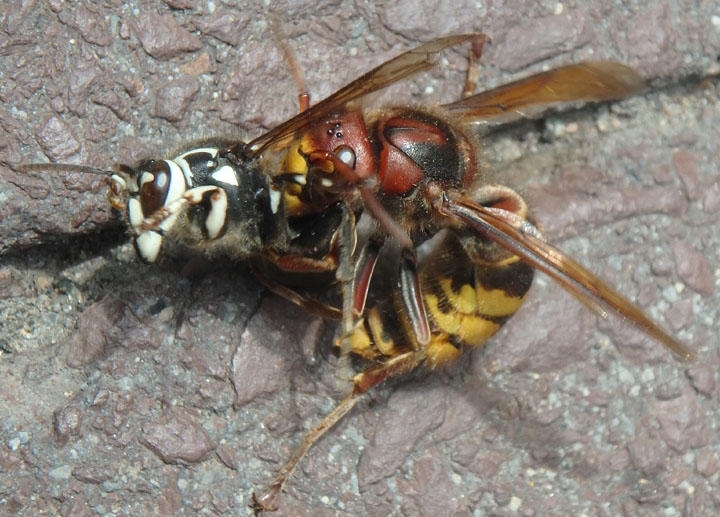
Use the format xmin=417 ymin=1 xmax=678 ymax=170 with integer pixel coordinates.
xmin=109 ymin=145 xmax=277 ymax=264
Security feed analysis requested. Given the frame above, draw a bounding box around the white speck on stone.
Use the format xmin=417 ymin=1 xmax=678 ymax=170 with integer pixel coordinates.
xmin=509 ymin=496 xmax=522 ymax=511
xmin=547 ymin=392 xmax=560 ymax=406
xmin=617 ymin=366 xmax=635 ymax=384
xmin=663 ymin=284 xmax=679 ymax=302
xmin=546 ymin=118 xmax=566 ymax=137
xmin=49 ymin=465 xmax=72 ymax=480
xmin=596 ymin=117 xmax=609 ymax=132
xmin=711 ymin=15 xmax=720 ymax=27
xmin=554 ymin=3 xmax=564 ymax=15
xmin=8 ymin=438 xmax=20 ymax=450
xmin=680 ymin=479 xmax=695 ymax=494
xmin=640 ymin=368 xmax=655 ymax=383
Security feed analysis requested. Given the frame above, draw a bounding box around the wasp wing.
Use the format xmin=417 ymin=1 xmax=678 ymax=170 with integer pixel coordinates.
xmin=246 ymin=34 xmax=479 ymax=155
xmin=439 ymin=194 xmax=693 ymax=360
xmin=443 ymin=61 xmax=644 ymax=125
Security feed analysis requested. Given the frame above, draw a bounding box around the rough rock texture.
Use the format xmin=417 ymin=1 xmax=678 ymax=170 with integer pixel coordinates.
xmin=1 ymin=1 xmax=718 ymax=515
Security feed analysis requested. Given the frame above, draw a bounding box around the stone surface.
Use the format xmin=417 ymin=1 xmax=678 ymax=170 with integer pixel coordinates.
xmin=154 ymin=75 xmax=200 ymax=122
xmin=652 ymin=388 xmax=709 ymax=453
xmin=133 ymin=13 xmax=203 ymax=60
xmin=140 ymin=413 xmax=215 ymax=464
xmin=672 ymin=241 xmax=714 ymax=297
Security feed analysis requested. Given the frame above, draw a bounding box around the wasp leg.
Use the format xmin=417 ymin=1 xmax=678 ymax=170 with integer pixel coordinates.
xmin=261 ymin=249 xmax=339 ymax=274
xmin=251 ymin=349 xmax=426 ymax=513
xmin=398 ymin=248 xmax=431 ymax=345
xmin=335 ymin=204 xmax=361 ymax=355
xmin=462 ymin=33 xmax=490 ymax=98
xmin=358 ymin=186 xmax=432 ymax=346
xmin=270 ymin=14 xmax=310 ymax=112
xmin=132 ymin=185 xmax=219 ymax=262
xmin=250 ymin=262 xmax=342 ymax=320
xmin=136 ymin=185 xmax=217 ymax=232
xmin=352 ymin=237 xmax=383 ymax=316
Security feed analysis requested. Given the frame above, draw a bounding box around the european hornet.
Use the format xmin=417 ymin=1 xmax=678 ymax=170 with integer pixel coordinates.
xmin=20 ymin=33 xmax=693 ymax=511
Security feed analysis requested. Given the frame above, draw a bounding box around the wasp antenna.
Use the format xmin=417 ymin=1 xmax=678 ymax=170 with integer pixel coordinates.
xmin=15 ymin=162 xmax=114 ymax=177
xmin=269 ymin=13 xmax=310 ymax=112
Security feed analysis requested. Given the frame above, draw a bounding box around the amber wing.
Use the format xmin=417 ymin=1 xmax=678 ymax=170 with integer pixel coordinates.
xmin=438 ymin=194 xmax=693 ymax=360
xmin=444 ymin=61 xmax=644 ymax=124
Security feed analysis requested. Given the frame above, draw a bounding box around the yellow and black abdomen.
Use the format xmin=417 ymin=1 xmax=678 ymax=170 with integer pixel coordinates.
xmin=347 ymin=231 xmax=534 ymax=367
xmin=420 ymin=232 xmax=533 ymax=366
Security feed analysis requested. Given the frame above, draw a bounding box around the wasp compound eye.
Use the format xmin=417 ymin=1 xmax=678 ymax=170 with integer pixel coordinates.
xmin=138 ymin=161 xmax=170 ymax=216
xmin=125 ymin=158 xmax=192 ymax=264
xmin=138 ymin=160 xmax=188 ymax=217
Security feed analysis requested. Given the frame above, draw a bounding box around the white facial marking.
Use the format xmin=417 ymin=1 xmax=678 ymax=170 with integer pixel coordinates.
xmin=205 ymin=189 xmax=228 ymax=239
xmin=177 ymin=147 xmax=219 ymax=160
xmin=165 ymin=160 xmax=187 ymax=203
xmin=210 ymin=165 xmax=239 ymax=186
xmin=136 ymin=231 xmax=162 ymax=262
xmin=321 ymin=178 xmax=334 ymax=187
xmin=175 ymin=156 xmax=193 ymax=185
xmin=174 ymin=147 xmax=221 ymax=184
xmin=292 ymin=174 xmax=307 ymax=185
xmin=110 ymin=174 xmax=127 ymax=190
xmin=269 ymin=186 xmax=281 ymax=214
xmin=139 ymin=171 xmax=154 ymax=187
xmin=125 ymin=175 xmax=139 ymax=194
xmin=128 ymin=198 xmax=144 ymax=229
